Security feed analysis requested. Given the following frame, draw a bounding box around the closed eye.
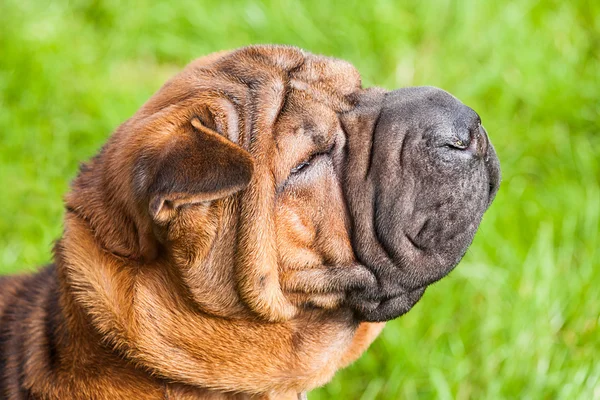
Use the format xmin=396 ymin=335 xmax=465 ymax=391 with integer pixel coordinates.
xmin=289 ymin=142 xmax=335 ymax=177
xmin=290 ymin=159 xmax=312 ymax=175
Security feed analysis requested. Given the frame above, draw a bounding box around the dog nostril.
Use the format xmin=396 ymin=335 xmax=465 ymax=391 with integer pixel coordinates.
xmin=445 ymin=123 xmax=488 ymax=158
xmin=444 ymin=130 xmax=471 ymax=151
xmin=448 ymin=137 xmax=470 ymax=150
xmin=445 ymin=127 xmax=474 ymax=151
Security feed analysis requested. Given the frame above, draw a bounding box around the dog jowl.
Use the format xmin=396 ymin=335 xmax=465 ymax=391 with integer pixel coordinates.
xmin=0 ymin=46 xmax=499 ymax=399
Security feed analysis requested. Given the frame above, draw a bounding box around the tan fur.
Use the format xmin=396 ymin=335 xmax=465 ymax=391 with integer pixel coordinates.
xmin=0 ymin=45 xmax=383 ymax=399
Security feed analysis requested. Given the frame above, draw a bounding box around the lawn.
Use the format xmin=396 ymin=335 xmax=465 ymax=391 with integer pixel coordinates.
xmin=0 ymin=0 xmax=598 ymax=398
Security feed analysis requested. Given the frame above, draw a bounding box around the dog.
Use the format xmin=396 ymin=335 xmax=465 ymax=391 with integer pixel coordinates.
xmin=0 ymin=45 xmax=500 ymax=399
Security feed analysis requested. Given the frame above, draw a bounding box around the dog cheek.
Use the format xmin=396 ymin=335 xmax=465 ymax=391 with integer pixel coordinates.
xmin=275 ymin=202 xmax=322 ymax=270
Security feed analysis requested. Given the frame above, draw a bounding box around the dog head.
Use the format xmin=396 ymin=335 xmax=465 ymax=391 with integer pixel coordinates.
xmin=64 ymin=46 xmax=499 ymax=324
xmin=57 ymin=46 xmax=500 ymax=393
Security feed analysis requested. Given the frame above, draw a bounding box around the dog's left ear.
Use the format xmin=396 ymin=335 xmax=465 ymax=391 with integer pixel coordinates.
xmin=142 ymin=115 xmax=254 ymax=223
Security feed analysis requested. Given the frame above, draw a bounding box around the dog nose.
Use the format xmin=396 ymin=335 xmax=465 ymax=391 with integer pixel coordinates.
xmin=445 ymin=110 xmax=488 ymax=158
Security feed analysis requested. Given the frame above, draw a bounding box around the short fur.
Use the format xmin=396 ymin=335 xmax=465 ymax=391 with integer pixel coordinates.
xmin=0 ymin=46 xmax=385 ymax=400
xmin=0 ymin=45 xmax=500 ymax=399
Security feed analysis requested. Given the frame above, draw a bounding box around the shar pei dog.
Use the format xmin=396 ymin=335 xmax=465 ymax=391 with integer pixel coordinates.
xmin=0 ymin=45 xmax=500 ymax=399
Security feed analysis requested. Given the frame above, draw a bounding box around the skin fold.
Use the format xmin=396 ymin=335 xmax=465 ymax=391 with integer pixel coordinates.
xmin=0 ymin=45 xmax=499 ymax=399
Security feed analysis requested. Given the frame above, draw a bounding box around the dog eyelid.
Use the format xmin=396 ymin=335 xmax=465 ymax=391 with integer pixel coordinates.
xmin=290 ymin=159 xmax=312 ymax=175
xmin=289 ymin=141 xmax=336 ymax=177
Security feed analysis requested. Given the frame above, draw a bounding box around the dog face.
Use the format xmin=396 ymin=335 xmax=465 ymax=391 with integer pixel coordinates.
xmin=65 ymin=46 xmax=499 ymax=323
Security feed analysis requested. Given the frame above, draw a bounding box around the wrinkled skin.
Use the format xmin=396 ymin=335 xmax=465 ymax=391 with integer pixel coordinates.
xmin=0 ymin=44 xmax=501 ymax=399
xmin=342 ymin=87 xmax=501 ymax=321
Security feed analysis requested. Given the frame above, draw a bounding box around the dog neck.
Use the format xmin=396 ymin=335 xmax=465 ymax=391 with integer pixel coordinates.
xmin=50 ymin=211 xmax=360 ymax=396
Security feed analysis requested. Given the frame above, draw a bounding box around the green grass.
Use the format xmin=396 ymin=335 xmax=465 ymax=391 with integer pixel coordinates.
xmin=1 ymin=0 xmax=598 ymax=398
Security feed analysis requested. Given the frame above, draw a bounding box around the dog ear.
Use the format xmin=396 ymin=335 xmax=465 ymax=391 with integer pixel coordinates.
xmin=141 ymin=114 xmax=254 ymax=223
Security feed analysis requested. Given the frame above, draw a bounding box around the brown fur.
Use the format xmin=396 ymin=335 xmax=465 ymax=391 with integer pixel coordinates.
xmin=0 ymin=46 xmax=385 ymax=399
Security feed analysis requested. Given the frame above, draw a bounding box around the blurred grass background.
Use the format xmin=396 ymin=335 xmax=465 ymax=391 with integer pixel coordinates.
xmin=0 ymin=0 xmax=598 ymax=398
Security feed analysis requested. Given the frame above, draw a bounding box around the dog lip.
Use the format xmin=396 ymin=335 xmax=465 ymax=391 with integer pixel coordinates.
xmin=381 ymin=283 xmax=427 ymax=302
xmin=353 ymin=285 xmax=427 ymax=322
